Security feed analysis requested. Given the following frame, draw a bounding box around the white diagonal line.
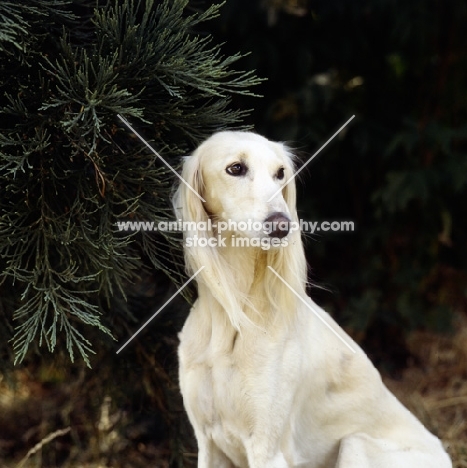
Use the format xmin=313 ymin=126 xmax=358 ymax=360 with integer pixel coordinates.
xmin=267 ymin=115 xmax=356 ymax=202
xmin=267 ymin=266 xmax=356 ymax=353
xmin=116 ymin=266 xmax=205 ymax=354
xmin=117 ymin=114 xmax=206 ymax=202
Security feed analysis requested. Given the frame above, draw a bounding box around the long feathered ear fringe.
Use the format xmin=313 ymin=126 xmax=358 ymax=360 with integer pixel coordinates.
xmin=172 ymin=149 xmax=252 ymax=331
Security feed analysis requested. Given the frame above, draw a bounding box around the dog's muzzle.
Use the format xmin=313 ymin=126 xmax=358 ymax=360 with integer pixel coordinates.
xmin=263 ymin=212 xmax=291 ymax=239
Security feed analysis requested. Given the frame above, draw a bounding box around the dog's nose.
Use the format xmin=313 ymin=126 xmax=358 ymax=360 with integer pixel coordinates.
xmin=263 ymin=212 xmax=290 ymax=239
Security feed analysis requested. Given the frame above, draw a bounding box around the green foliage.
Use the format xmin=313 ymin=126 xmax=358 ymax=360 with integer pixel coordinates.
xmin=0 ymin=1 xmax=74 ymax=57
xmin=0 ymin=0 xmax=261 ymax=366
xmin=204 ymin=0 xmax=467 ymax=346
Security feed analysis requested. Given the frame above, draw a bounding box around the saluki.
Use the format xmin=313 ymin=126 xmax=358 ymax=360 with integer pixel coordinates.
xmin=173 ymin=131 xmax=452 ymax=468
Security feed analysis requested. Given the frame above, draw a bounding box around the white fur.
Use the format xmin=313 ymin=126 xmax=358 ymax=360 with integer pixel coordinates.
xmin=173 ymin=131 xmax=452 ymax=468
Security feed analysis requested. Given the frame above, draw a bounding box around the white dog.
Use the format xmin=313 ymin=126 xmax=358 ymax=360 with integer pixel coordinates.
xmin=173 ymin=131 xmax=452 ymax=468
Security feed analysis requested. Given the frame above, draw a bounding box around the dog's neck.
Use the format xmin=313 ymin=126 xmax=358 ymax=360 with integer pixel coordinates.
xmin=194 ymin=246 xmax=270 ymax=348
xmin=201 ymin=231 xmax=278 ymax=329
xmin=191 ymin=226 xmax=307 ymax=332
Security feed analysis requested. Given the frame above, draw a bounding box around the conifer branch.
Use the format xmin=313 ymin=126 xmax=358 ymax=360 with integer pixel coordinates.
xmin=0 ymin=0 xmax=262 ymax=365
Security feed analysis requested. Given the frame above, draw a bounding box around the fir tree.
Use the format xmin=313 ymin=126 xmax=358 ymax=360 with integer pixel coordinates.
xmin=0 ymin=0 xmax=261 ymax=366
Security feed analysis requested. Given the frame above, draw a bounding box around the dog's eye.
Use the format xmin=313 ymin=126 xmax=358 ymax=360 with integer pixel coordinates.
xmin=226 ymin=162 xmax=247 ymax=176
xmin=276 ymin=167 xmax=285 ymax=180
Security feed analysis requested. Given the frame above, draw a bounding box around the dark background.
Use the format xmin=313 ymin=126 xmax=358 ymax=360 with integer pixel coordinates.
xmin=201 ymin=0 xmax=467 ymax=366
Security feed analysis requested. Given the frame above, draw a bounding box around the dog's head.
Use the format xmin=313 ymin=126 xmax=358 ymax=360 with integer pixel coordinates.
xmin=174 ymin=131 xmax=298 ymax=240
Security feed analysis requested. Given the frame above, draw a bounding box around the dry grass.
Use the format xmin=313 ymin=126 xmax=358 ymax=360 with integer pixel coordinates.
xmin=383 ymin=314 xmax=467 ymax=467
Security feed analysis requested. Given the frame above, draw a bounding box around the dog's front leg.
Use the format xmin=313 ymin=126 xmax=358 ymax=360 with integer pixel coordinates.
xmin=244 ymin=421 xmax=290 ymax=468
xmin=197 ymin=436 xmax=235 ymax=468
xmin=242 ymin=342 xmax=300 ymax=468
xmin=244 ymin=439 xmax=288 ymax=468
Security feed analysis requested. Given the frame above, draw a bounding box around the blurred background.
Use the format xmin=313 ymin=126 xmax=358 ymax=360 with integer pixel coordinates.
xmin=0 ymin=0 xmax=466 ymax=466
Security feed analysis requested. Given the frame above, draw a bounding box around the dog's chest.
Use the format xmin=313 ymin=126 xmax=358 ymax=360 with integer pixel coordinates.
xmin=181 ymin=344 xmax=257 ymax=463
xmin=182 ymin=336 xmax=253 ymax=415
xmin=179 ymin=323 xmax=295 ymax=458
